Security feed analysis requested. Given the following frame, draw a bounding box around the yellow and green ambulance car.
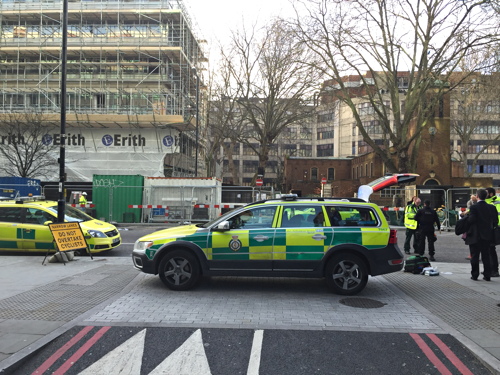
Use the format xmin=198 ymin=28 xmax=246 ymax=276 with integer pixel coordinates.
xmin=133 ymin=195 xmax=405 ymax=295
xmin=0 ymin=196 xmax=121 ymax=253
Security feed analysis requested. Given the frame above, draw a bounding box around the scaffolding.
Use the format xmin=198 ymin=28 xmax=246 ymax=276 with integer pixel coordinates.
xmin=0 ymin=0 xmax=206 ymax=177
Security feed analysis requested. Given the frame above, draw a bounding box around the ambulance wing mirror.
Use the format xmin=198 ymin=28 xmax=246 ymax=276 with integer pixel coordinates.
xmin=357 ymin=173 xmax=419 ymax=202
xmin=213 ymin=221 xmax=230 ymax=231
xmin=43 ymin=220 xmax=53 ymax=226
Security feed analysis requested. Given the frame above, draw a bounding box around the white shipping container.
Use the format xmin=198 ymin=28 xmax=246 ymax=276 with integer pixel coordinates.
xmin=142 ymin=177 xmax=222 ymax=222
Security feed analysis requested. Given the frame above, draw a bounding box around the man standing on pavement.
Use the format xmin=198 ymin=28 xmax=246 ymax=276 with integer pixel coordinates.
xmin=404 ymin=196 xmax=422 ymax=254
xmin=485 ymin=187 xmax=500 ymax=277
xmin=415 ymin=200 xmax=440 ymax=261
xmin=467 ymin=188 xmax=498 ymax=281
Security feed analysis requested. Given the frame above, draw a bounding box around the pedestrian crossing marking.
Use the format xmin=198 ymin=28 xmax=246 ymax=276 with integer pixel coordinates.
xmin=247 ymin=330 xmax=263 ymax=375
xmin=149 ymin=329 xmax=212 ymax=375
xmin=78 ymin=329 xmax=145 ymax=375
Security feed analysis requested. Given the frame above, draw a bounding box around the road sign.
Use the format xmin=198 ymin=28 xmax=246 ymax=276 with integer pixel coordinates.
xmin=49 ymin=222 xmax=87 ymax=252
xmin=321 ymin=177 xmax=327 ymax=184
xmin=256 ymin=178 xmax=263 ymax=186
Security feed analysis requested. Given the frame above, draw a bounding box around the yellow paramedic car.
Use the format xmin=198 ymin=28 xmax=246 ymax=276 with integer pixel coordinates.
xmin=0 ymin=196 xmax=121 ymax=253
xmin=133 ymin=192 xmax=407 ymax=295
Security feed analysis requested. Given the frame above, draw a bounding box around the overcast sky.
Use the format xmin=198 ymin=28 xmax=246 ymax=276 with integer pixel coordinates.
xmin=185 ymin=0 xmax=296 ymax=62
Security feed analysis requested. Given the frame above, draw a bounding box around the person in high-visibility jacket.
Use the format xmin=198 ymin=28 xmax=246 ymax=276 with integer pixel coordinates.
xmin=404 ymin=196 xmax=422 ymax=254
xmin=485 ymin=187 xmax=500 ymax=277
xmin=79 ymin=192 xmax=88 ymax=211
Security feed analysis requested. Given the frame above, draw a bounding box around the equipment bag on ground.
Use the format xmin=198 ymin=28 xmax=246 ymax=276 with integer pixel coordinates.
xmin=404 ymin=255 xmax=431 ymax=274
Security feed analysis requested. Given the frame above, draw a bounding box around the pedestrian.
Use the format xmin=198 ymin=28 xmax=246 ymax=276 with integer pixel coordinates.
xmin=79 ymin=192 xmax=88 ymax=211
xmin=414 ymin=200 xmax=440 ymax=261
xmin=466 ymin=194 xmax=477 ymax=209
xmin=404 ymin=196 xmax=422 ymax=254
xmin=485 ymin=187 xmax=500 ymax=277
xmin=466 ymin=189 xmax=498 ymax=281
xmin=464 ymin=195 xmax=477 ymax=260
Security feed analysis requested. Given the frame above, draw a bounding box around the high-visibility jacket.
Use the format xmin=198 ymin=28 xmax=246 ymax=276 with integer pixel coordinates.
xmin=79 ymin=195 xmax=87 ymax=205
xmin=404 ymin=203 xmax=421 ymax=230
xmin=485 ymin=195 xmax=500 ymax=218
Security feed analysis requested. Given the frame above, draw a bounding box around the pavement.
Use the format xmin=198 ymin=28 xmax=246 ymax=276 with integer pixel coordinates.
xmin=0 ymin=255 xmax=499 ymax=374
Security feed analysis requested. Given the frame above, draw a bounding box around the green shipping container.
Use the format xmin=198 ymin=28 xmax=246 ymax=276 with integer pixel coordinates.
xmin=92 ymin=175 xmax=144 ymax=223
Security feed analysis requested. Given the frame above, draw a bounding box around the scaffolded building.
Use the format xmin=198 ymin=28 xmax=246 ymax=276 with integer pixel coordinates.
xmin=0 ymin=0 xmax=206 ymax=180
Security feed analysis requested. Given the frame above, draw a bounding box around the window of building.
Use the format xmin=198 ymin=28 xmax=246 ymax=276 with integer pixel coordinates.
xmin=297 ymin=144 xmax=312 ymax=157
xmin=242 ymin=144 xmax=258 ymax=156
xmin=327 ymin=168 xmax=334 ymax=181
xmin=317 ymin=127 xmax=334 ymax=140
xmin=311 ymin=167 xmax=318 ymax=181
xmin=242 ymin=160 xmax=259 ymax=173
xmin=317 ymin=144 xmax=334 ymax=157
xmin=468 ymin=159 xmax=500 ymax=174
xmin=317 ymin=111 xmax=335 ymax=123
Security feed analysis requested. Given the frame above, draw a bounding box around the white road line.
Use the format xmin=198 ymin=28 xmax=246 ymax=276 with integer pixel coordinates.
xmin=78 ymin=329 xmax=146 ymax=375
xmin=149 ymin=329 xmax=212 ymax=375
xmin=247 ymin=330 xmax=264 ymax=375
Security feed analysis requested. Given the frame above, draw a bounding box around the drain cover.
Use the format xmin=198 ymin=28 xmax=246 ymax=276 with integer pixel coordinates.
xmin=339 ymin=297 xmax=386 ymax=309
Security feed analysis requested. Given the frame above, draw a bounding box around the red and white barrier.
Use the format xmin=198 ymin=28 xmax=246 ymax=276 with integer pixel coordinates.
xmin=193 ymin=204 xmax=238 ymax=209
xmin=380 ymin=207 xmax=405 ymax=211
xmin=70 ymin=204 xmax=95 ymax=208
xmin=128 ymin=205 xmax=169 ymax=209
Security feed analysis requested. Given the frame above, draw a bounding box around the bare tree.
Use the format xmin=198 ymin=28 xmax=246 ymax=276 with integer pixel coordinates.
xmin=293 ymin=0 xmax=499 ymax=172
xmin=0 ymin=112 xmax=58 ymax=178
xmin=222 ymin=20 xmax=320 ymax=183
xmin=450 ymin=71 xmax=500 ymax=176
xmin=205 ymin=53 xmax=248 ymax=184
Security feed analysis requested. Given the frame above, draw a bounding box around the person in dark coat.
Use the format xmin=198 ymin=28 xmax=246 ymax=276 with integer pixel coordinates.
xmin=466 ymin=188 xmax=499 ymax=281
xmin=414 ymin=200 xmax=440 ymax=261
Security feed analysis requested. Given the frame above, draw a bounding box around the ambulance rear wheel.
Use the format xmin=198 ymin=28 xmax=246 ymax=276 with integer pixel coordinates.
xmin=159 ymin=250 xmax=200 ymax=291
xmin=325 ymin=254 xmax=368 ymax=295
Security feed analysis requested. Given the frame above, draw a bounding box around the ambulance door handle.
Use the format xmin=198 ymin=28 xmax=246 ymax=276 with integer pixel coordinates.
xmin=253 ymin=235 xmax=269 ymax=242
xmin=312 ymin=234 xmax=327 ymax=240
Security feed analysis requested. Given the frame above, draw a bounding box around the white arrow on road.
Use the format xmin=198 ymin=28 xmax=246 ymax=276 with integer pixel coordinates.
xmin=149 ymin=329 xmax=211 ymax=375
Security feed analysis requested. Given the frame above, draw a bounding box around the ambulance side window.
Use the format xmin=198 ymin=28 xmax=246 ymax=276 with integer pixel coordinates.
xmin=282 ymin=205 xmax=324 ymax=227
xmin=0 ymin=207 xmax=23 ymax=223
xmin=228 ymin=206 xmax=276 ymax=229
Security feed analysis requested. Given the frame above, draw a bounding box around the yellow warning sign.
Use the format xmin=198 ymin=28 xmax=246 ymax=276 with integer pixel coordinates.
xmin=49 ymin=222 xmax=87 ymax=252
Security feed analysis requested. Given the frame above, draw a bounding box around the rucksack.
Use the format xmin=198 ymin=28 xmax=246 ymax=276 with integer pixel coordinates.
xmin=404 ymin=255 xmax=431 ymax=274
xmin=455 ymin=216 xmax=470 ymax=236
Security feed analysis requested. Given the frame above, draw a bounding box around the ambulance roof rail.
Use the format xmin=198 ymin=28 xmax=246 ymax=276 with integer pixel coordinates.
xmin=249 ymin=196 xmax=368 ymax=205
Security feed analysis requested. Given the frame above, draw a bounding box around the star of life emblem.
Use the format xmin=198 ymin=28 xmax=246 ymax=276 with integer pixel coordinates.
xmin=229 ymin=235 xmax=242 ymax=252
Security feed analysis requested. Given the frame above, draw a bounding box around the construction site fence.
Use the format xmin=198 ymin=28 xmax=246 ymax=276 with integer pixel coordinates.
xmin=40 ymin=183 xmax=275 ymax=224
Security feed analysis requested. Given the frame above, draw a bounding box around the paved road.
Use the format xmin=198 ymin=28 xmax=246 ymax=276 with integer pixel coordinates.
xmin=12 ymin=326 xmax=492 ymax=375
xmin=3 ymin=225 xmax=498 ymax=375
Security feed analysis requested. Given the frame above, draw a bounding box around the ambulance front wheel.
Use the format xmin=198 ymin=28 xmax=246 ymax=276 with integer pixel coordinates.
xmin=159 ymin=250 xmax=201 ymax=291
xmin=325 ymin=253 xmax=368 ymax=295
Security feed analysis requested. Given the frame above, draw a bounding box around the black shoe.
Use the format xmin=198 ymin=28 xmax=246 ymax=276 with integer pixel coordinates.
xmin=471 ymin=277 xmax=478 ymax=281
xmin=491 ymin=272 xmax=500 ymax=277
xmin=405 ymin=251 xmax=411 ymax=254
xmin=429 ymin=256 xmax=436 ymax=261
xmin=483 ymin=277 xmax=491 ymax=281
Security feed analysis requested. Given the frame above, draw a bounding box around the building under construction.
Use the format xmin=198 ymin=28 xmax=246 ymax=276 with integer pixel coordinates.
xmin=0 ymin=0 xmax=206 ymax=180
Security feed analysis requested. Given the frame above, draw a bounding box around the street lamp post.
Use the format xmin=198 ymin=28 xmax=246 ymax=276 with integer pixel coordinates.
xmin=57 ymin=0 xmax=68 ymax=223
xmin=193 ymin=68 xmax=199 ymax=177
